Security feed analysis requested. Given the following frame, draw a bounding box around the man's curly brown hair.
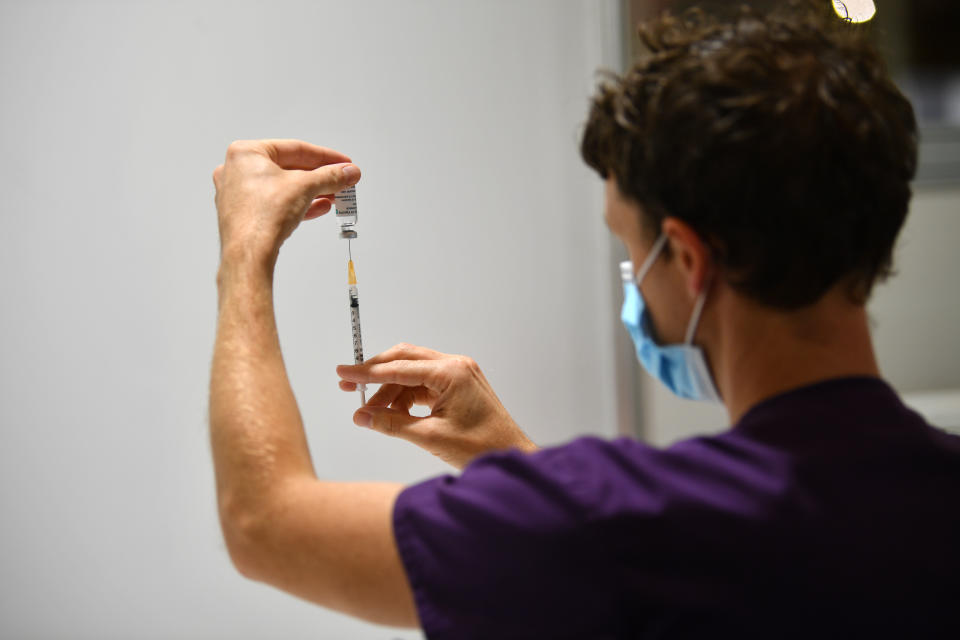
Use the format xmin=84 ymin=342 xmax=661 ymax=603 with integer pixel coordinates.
xmin=581 ymin=1 xmax=917 ymax=309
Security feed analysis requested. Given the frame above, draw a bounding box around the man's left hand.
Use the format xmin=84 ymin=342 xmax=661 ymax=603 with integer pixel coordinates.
xmin=212 ymin=139 xmax=361 ymax=267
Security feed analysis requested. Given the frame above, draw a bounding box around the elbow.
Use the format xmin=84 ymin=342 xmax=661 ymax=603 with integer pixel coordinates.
xmin=223 ymin=530 xmax=261 ymax=582
xmin=217 ymin=495 xmax=270 ymax=581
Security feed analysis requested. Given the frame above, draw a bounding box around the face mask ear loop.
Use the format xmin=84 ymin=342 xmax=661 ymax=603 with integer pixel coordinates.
xmin=684 ymin=275 xmax=712 ymax=345
xmin=634 ymin=234 xmax=669 ymax=284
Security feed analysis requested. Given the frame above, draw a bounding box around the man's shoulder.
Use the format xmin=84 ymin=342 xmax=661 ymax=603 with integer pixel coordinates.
xmin=494 ymin=432 xmax=781 ymax=517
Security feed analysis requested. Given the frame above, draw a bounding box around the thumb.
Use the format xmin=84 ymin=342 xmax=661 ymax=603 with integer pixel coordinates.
xmin=354 ymin=406 xmax=432 ymax=442
xmin=302 ymin=163 xmax=361 ymax=198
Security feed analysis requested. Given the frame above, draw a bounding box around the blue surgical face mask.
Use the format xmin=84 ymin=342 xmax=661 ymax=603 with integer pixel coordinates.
xmin=620 ymin=234 xmax=722 ymax=403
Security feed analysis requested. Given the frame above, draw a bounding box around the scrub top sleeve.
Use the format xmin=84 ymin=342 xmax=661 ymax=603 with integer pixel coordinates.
xmin=392 ymin=441 xmax=620 ymax=640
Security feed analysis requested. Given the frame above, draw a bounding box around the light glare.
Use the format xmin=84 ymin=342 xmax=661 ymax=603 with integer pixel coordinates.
xmin=832 ymin=0 xmax=877 ymax=23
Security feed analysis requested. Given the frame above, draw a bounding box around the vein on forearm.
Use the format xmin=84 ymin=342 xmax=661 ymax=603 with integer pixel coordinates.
xmin=210 ymin=268 xmax=316 ymax=513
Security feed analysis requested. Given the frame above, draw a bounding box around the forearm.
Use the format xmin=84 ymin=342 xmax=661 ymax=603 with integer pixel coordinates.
xmin=209 ymin=257 xmax=316 ymax=524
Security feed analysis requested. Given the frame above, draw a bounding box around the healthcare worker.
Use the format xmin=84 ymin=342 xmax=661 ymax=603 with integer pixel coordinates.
xmin=209 ymin=3 xmax=960 ymax=638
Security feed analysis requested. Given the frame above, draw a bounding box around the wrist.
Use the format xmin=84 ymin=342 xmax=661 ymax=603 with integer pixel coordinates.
xmin=217 ymin=243 xmax=277 ymax=289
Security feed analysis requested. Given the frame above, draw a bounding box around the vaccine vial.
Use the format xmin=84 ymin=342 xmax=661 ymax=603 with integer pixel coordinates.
xmin=334 ymin=186 xmax=358 ymax=238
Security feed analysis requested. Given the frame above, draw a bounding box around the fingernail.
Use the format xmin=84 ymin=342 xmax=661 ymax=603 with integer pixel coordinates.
xmin=342 ymin=165 xmax=360 ymax=184
xmin=354 ymin=410 xmax=372 ymax=427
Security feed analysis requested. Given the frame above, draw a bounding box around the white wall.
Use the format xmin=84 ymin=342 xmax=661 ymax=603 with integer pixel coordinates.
xmin=870 ymin=185 xmax=960 ymax=393
xmin=0 ymin=1 xmax=622 ymax=637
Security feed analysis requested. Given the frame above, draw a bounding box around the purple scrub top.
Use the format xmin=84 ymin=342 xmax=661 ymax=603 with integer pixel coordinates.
xmin=393 ymin=377 xmax=960 ymax=639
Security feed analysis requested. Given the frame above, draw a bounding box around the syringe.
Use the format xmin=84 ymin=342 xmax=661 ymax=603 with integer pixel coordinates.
xmin=334 ymin=185 xmax=365 ymax=406
xmin=347 ymin=247 xmax=366 ymax=405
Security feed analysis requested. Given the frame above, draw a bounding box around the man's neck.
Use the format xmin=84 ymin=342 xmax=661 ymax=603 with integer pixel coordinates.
xmin=709 ymin=285 xmax=881 ymax=424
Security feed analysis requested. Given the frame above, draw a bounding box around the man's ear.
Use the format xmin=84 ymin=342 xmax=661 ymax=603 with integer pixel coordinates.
xmin=661 ymin=217 xmax=713 ymax=298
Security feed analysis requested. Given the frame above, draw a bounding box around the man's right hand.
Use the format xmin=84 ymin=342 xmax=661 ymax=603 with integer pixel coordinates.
xmin=336 ymin=343 xmax=539 ymax=470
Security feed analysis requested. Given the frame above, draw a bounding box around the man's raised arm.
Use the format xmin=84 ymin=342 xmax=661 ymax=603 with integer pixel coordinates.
xmin=208 ymin=139 xmax=417 ymax=627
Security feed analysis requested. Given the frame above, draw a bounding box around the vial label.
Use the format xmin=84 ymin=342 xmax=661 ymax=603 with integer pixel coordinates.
xmin=335 ymin=186 xmax=358 ymax=223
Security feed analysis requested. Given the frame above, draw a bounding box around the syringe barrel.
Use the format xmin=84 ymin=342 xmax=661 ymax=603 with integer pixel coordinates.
xmin=348 ymin=284 xmax=364 ymax=365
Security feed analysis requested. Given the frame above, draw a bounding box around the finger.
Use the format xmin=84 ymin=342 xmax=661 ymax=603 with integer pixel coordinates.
xmin=391 ymin=387 xmax=417 ymax=412
xmin=298 ymin=163 xmax=360 ymax=200
xmin=339 ymin=379 xmax=357 ymax=392
xmin=304 ymin=198 xmax=333 ymax=220
xmin=337 ymin=360 xmax=447 ymax=392
xmin=412 ymin=385 xmax=438 ymax=408
xmin=340 ymin=343 xmax=445 ymax=372
xmin=258 ymin=139 xmax=352 ymax=170
xmin=366 ymin=383 xmax=405 ymax=408
xmin=353 ymin=406 xmax=431 ymax=440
